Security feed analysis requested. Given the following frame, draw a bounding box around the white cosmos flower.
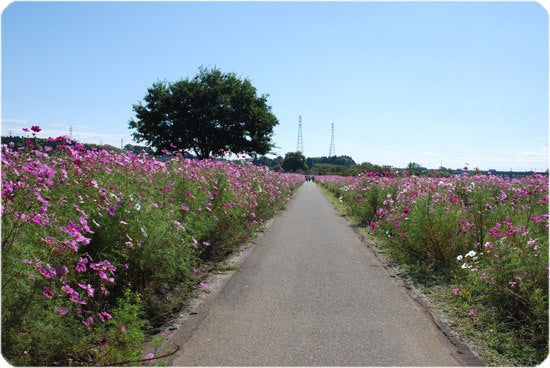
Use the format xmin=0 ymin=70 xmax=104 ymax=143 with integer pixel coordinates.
xmin=466 ymin=250 xmax=477 ymax=258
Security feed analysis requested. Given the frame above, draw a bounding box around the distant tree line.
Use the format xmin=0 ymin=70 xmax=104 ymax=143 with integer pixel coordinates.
xmin=1 ymin=136 xmax=123 ymax=152
xmin=3 ymin=135 xmax=546 ymax=178
xmin=252 ymin=153 xmax=548 ymax=178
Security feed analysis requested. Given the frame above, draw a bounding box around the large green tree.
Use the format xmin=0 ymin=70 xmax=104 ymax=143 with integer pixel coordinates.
xmin=129 ymin=67 xmax=278 ymax=158
xmin=282 ymin=152 xmax=307 ymax=173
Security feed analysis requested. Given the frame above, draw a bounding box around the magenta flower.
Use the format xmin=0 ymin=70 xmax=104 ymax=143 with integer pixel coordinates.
xmin=453 ymin=286 xmax=460 ymax=296
xmin=97 ymin=311 xmax=113 ymax=323
xmin=107 ymin=205 xmax=116 ymax=217
xmin=90 ymin=260 xmax=116 ymax=282
xmin=43 ymin=286 xmax=56 ymax=299
xmin=31 ymin=214 xmax=48 ymax=226
xmin=75 ymin=257 xmax=88 ymax=272
xmin=30 ymin=125 xmax=41 ymax=133
xmin=41 ymin=237 xmax=56 ymax=246
xmin=82 ymin=317 xmax=94 ymax=330
xmin=38 ymin=263 xmax=57 ymax=278
xmin=56 ymin=266 xmax=69 ymax=276
xmin=181 ymin=203 xmax=190 ymax=211
xmin=77 ymin=283 xmax=95 ymax=297
xmin=79 ymin=217 xmax=93 ymax=234
xmin=54 ymin=306 xmax=67 ymax=315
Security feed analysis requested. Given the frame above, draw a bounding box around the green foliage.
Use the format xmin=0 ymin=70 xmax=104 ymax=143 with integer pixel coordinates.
xmin=2 ymin=137 xmax=302 ymax=366
xmin=129 ymin=66 xmax=278 ymax=158
xmin=318 ymin=173 xmax=548 ymax=365
xmin=305 ymin=155 xmax=356 ymax=169
xmin=309 ymin=163 xmax=349 ymax=176
xmin=251 ymin=155 xmax=283 ymax=170
xmin=281 ymin=151 xmax=307 ymax=173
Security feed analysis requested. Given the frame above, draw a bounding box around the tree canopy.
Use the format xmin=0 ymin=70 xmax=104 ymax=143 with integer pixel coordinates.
xmin=129 ymin=67 xmax=278 ymax=158
xmin=282 ymin=152 xmax=307 ymax=173
xmin=305 ymin=155 xmax=356 ymax=169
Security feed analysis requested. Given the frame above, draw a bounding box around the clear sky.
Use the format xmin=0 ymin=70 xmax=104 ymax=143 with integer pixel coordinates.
xmin=2 ymin=1 xmax=548 ymax=171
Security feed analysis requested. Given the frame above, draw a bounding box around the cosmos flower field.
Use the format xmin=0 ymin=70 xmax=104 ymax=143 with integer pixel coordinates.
xmin=317 ymin=171 xmax=548 ymax=364
xmin=1 ymin=129 xmax=303 ymax=365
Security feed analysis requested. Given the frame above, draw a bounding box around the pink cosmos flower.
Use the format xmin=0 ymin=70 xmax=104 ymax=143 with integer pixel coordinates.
xmin=97 ymin=311 xmax=113 ymax=323
xmin=90 ymin=260 xmax=116 ymax=282
xmin=54 ymin=306 xmax=67 ymax=315
xmin=41 ymin=237 xmax=56 ymax=246
xmin=79 ymin=217 xmax=93 ymax=233
xmin=78 ymin=283 xmax=95 ymax=297
xmin=82 ymin=317 xmax=94 ymax=330
xmin=38 ymin=263 xmax=57 ymax=278
xmin=100 ymin=285 xmax=110 ymax=296
xmin=453 ymin=286 xmax=460 ymax=296
xmin=75 ymin=257 xmax=88 ymax=272
xmin=43 ymin=286 xmax=56 ymax=299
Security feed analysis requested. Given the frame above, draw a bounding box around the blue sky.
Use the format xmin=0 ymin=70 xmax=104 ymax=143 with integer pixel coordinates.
xmin=2 ymin=1 xmax=548 ymax=171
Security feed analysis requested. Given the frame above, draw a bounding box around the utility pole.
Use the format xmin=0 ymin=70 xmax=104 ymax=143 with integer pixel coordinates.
xmin=296 ymin=115 xmax=304 ymax=153
xmin=329 ymin=122 xmax=335 ymax=157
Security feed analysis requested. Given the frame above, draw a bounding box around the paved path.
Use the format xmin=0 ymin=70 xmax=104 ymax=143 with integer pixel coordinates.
xmin=167 ymin=182 xmax=472 ymax=366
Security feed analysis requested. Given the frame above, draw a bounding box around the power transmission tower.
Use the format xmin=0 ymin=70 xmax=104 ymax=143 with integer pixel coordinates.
xmin=296 ymin=115 xmax=304 ymax=153
xmin=329 ymin=122 xmax=335 ymax=157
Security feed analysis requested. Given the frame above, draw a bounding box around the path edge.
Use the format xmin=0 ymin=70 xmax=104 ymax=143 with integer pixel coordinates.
xmin=150 ymin=191 xmax=298 ymax=365
xmin=322 ymin=187 xmax=484 ymax=367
